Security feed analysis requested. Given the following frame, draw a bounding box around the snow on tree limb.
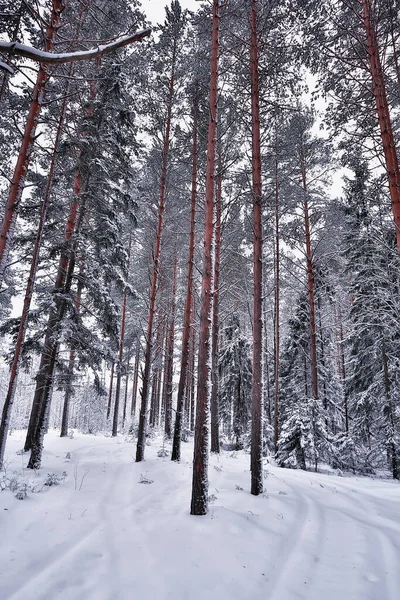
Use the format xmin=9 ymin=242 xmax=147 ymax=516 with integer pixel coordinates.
xmin=0 ymin=61 xmax=14 ymax=74
xmin=0 ymin=28 xmax=151 ymax=65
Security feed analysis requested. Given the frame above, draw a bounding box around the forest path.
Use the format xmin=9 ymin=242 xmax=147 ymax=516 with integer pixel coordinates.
xmin=1 ymin=430 xmax=399 ymax=600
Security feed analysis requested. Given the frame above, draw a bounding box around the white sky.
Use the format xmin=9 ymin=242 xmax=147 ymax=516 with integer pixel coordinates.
xmin=144 ymin=0 xmax=200 ymax=25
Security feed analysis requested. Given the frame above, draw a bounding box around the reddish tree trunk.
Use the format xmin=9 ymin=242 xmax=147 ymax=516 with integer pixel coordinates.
xmin=362 ymin=0 xmax=400 ymax=251
xmin=150 ymin=315 xmax=165 ymax=427
xmin=0 ymin=70 xmax=71 ymax=468
xmin=136 ymin=33 xmax=178 ymax=462
xmin=250 ymin=0 xmax=263 ymax=496
xmin=190 ymin=0 xmax=220 ymax=516
xmin=274 ymin=156 xmax=280 ymax=452
xmin=301 ymin=152 xmax=318 ymax=401
xmin=172 ymin=91 xmax=198 ymax=461
xmin=112 ymin=234 xmax=132 ymax=437
xmin=0 ymin=0 xmax=65 ymax=286
xmin=210 ymin=159 xmax=222 ymax=453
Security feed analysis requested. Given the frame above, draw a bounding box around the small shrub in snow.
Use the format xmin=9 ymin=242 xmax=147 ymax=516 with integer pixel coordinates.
xmin=139 ymin=474 xmax=153 ymax=484
xmin=235 ymin=484 xmax=243 ymax=491
xmin=68 ymin=430 xmax=75 ymax=439
xmin=44 ymin=472 xmax=66 ymax=487
xmin=208 ymin=493 xmax=218 ymax=503
xmin=157 ymin=448 xmax=169 ymax=458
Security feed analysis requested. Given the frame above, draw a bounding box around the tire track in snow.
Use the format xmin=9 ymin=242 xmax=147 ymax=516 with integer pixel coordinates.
xmin=266 ymin=479 xmax=325 ymax=600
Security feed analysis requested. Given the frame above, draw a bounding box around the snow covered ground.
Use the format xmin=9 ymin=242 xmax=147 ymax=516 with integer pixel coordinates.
xmin=1 ymin=430 xmax=399 ymax=600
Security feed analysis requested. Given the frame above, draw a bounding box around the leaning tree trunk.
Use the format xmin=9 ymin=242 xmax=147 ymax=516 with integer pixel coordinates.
xmin=362 ymin=0 xmax=400 ymax=251
xmin=210 ymin=159 xmax=222 ymax=453
xmin=0 ymin=0 xmax=65 ymax=287
xmin=112 ymin=234 xmax=132 ymax=437
xmin=136 ymin=32 xmax=178 ymax=463
xmin=250 ymin=0 xmax=263 ymax=496
xmin=190 ymin=0 xmax=220 ymax=516
xmin=0 ymin=70 xmax=71 ymax=468
xmin=301 ymin=150 xmax=318 ymax=402
xmin=172 ymin=93 xmax=198 ymax=461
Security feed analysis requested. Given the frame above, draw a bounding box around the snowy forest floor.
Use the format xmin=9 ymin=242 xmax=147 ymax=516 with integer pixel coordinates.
xmin=1 ymin=431 xmax=399 ymax=600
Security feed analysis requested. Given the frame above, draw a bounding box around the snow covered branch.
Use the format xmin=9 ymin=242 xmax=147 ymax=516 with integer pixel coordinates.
xmin=0 ymin=28 xmax=151 ymax=65
xmin=0 ymin=61 xmax=14 ymax=75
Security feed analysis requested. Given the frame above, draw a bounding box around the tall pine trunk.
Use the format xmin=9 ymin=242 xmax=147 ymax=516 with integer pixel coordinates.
xmin=172 ymin=89 xmax=198 ymax=461
xmin=273 ymin=156 xmax=280 ymax=451
xmin=250 ymin=0 xmax=263 ymax=496
xmin=136 ymin=33 xmax=178 ymax=462
xmin=301 ymin=151 xmax=318 ymax=401
xmin=210 ymin=158 xmax=222 ymax=453
xmin=0 ymin=71 xmax=71 ymax=468
xmin=190 ymin=0 xmax=220 ymax=516
xmin=0 ymin=0 xmax=65 ymax=286
xmin=27 ymin=196 xmax=86 ymax=468
xmin=130 ymin=345 xmax=140 ymax=418
xmin=60 ymin=261 xmax=84 ymax=437
xmin=112 ymin=235 xmax=132 ymax=437
xmin=362 ymin=0 xmax=400 ymax=251
xmin=107 ymin=361 xmax=115 ymax=420
xmin=164 ymin=255 xmax=178 ymax=439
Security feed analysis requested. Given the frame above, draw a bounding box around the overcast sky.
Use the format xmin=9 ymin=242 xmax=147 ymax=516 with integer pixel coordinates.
xmin=144 ymin=0 xmax=200 ymax=25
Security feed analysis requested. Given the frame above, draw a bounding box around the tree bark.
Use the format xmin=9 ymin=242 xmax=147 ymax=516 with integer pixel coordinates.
xmin=24 ymin=170 xmax=82 ymax=454
xmin=273 ymin=156 xmax=280 ymax=452
xmin=210 ymin=158 xmax=222 ymax=453
xmin=0 ymin=0 xmax=65 ymax=287
xmin=190 ymin=0 xmax=220 ymax=516
xmin=250 ymin=0 xmax=263 ymax=496
xmin=60 ymin=261 xmax=84 ymax=437
xmin=0 ymin=68 xmax=71 ymax=468
xmin=131 ymin=345 xmax=140 ymax=418
xmin=136 ymin=29 xmax=178 ymax=462
xmin=172 ymin=88 xmax=198 ymax=461
xmin=301 ymin=150 xmax=318 ymax=402
xmin=164 ymin=255 xmax=178 ymax=439
xmin=112 ymin=234 xmax=132 ymax=437
xmin=107 ymin=361 xmax=115 ymax=420
xmin=362 ymin=0 xmax=400 ymax=251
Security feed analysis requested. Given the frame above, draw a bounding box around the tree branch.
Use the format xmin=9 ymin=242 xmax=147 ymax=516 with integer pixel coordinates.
xmin=0 ymin=28 xmax=151 ymax=65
